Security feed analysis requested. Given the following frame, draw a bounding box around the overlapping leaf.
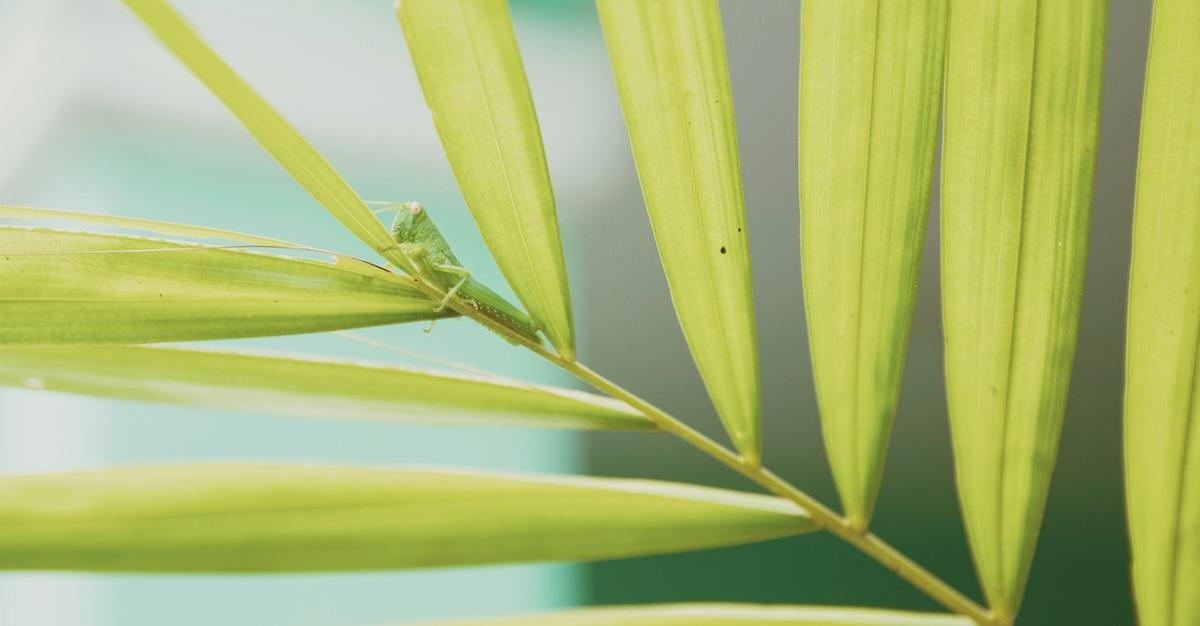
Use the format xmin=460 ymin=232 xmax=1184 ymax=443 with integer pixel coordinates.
xmin=596 ymin=0 xmax=761 ymax=464
xmin=0 ymin=465 xmax=814 ymax=572
xmin=1124 ymin=1 xmax=1200 ymax=624
xmin=1 ymin=204 xmax=300 ymax=248
xmin=396 ymin=0 xmax=575 ymax=359
xmin=121 ymin=0 xmax=402 ymax=270
xmin=940 ymin=1 xmax=1106 ymax=618
xmin=798 ymin=0 xmax=946 ymax=528
xmin=419 ymin=604 xmax=970 ymax=626
xmin=0 ymin=345 xmax=651 ymax=431
xmin=0 ymin=227 xmax=448 ymax=344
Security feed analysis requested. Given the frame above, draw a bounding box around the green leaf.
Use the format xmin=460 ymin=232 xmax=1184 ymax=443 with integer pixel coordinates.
xmin=120 ymin=0 xmax=405 ymax=272
xmin=596 ymin=0 xmax=761 ymax=464
xmin=940 ymin=1 xmax=1105 ymax=619
xmin=1124 ymin=1 xmax=1200 ymax=624
xmin=0 ymin=227 xmax=448 ymax=344
xmin=798 ymin=0 xmax=946 ymax=528
xmin=0 ymin=345 xmax=652 ymax=431
xmin=417 ymin=604 xmax=971 ymax=625
xmin=0 ymin=465 xmax=815 ymax=572
xmin=395 ymin=0 xmax=575 ymax=360
xmin=0 ymin=204 xmax=301 ymax=248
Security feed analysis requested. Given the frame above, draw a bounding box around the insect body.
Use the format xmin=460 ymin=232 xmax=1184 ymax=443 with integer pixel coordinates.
xmin=389 ymin=202 xmax=542 ymax=344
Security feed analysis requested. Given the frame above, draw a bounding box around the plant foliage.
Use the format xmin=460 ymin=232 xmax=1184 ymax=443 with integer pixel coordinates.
xmin=0 ymin=1 xmax=1186 ymax=626
xmin=940 ymin=1 xmax=1106 ymax=619
xmin=798 ymin=0 xmax=946 ymax=529
xmin=596 ymin=0 xmax=762 ymax=464
xmin=1124 ymin=1 xmax=1200 ymax=624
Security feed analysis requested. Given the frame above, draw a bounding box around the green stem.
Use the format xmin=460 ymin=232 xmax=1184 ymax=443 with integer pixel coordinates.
xmin=421 ymin=287 xmax=996 ymax=625
xmin=522 ymin=342 xmax=997 ymax=626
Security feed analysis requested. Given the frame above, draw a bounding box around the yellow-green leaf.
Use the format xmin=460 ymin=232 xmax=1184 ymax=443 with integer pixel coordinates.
xmin=1124 ymin=1 xmax=1200 ymax=624
xmin=0 ymin=345 xmax=652 ymax=431
xmin=798 ymin=0 xmax=946 ymax=528
xmin=396 ymin=0 xmax=575 ymax=360
xmin=1 ymin=204 xmax=300 ymax=248
xmin=940 ymin=1 xmax=1105 ymax=619
xmin=0 ymin=465 xmax=815 ymax=572
xmin=596 ymin=0 xmax=761 ymax=464
xmin=120 ymin=0 xmax=404 ymax=271
xmin=418 ymin=604 xmax=971 ymax=626
xmin=0 ymin=227 xmax=448 ymax=344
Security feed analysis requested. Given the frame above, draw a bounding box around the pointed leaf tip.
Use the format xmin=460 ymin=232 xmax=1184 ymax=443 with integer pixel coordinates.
xmin=0 ymin=226 xmax=447 ymax=345
xmin=0 ymin=345 xmax=655 ymax=431
xmin=941 ymin=0 xmax=1105 ymax=617
xmin=597 ymin=0 xmax=761 ymax=461
xmin=798 ymin=0 xmax=946 ymax=527
xmin=0 ymin=465 xmax=815 ymax=572
xmin=396 ymin=0 xmax=575 ymax=360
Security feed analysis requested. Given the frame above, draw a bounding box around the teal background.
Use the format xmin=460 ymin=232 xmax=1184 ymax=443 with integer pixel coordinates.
xmin=0 ymin=1 xmax=598 ymax=622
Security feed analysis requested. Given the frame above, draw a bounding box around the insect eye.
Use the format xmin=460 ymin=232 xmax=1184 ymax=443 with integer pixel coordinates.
xmin=409 ymin=202 xmax=424 ymax=217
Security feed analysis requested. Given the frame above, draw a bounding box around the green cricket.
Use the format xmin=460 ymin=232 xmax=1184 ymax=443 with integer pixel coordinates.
xmin=386 ymin=201 xmax=543 ymax=344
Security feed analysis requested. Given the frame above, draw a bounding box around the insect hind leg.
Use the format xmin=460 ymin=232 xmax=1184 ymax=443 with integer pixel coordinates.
xmin=433 ymin=265 xmax=471 ymax=312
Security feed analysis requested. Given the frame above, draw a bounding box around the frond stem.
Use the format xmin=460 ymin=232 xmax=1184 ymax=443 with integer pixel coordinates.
xmin=405 ymin=276 xmax=995 ymax=625
xmin=522 ymin=343 xmax=997 ymax=626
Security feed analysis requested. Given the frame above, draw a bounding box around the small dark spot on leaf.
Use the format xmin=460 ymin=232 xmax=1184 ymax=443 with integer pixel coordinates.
xmin=720 ymin=246 xmax=726 ymax=254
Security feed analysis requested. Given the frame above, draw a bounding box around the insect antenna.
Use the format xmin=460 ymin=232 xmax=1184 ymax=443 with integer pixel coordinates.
xmin=365 ymin=200 xmax=404 ymax=217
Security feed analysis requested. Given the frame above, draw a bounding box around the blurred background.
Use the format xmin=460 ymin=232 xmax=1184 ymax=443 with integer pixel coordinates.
xmin=0 ymin=1 xmax=1149 ymax=625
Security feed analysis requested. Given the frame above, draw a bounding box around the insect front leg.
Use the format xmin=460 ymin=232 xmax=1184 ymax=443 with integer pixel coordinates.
xmin=396 ymin=242 xmax=469 ymax=312
xmin=393 ymin=242 xmax=443 ymax=300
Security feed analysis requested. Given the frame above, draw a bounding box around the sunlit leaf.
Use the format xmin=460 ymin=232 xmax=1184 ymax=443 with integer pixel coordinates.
xmin=596 ymin=0 xmax=761 ymax=464
xmin=120 ymin=0 xmax=405 ymax=271
xmin=417 ymin=604 xmax=971 ymax=626
xmin=0 ymin=465 xmax=815 ymax=572
xmin=1124 ymin=1 xmax=1200 ymax=624
xmin=1 ymin=204 xmax=299 ymax=248
xmin=0 ymin=345 xmax=652 ymax=431
xmin=798 ymin=0 xmax=946 ymax=528
xmin=396 ymin=0 xmax=575 ymax=360
xmin=0 ymin=227 xmax=448 ymax=344
xmin=940 ymin=1 xmax=1106 ymax=619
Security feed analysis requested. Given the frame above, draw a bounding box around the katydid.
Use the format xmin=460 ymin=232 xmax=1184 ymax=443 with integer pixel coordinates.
xmin=387 ymin=201 xmax=543 ymax=345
